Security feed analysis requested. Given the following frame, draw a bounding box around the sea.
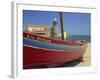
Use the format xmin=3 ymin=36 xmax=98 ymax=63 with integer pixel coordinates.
xmin=67 ymin=35 xmax=91 ymax=42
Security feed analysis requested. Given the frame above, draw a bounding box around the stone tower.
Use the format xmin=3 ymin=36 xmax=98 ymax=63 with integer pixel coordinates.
xmin=53 ymin=18 xmax=57 ymax=38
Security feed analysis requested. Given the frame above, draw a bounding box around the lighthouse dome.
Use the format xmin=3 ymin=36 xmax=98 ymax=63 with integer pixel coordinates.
xmin=54 ymin=18 xmax=57 ymax=21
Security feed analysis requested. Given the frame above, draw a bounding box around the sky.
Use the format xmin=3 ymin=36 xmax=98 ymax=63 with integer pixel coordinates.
xmin=23 ymin=10 xmax=91 ymax=35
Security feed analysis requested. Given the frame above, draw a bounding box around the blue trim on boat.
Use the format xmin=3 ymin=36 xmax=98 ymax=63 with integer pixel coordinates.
xmin=23 ymin=38 xmax=81 ymax=50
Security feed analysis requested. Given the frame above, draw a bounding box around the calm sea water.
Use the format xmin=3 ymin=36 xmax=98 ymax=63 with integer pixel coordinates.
xmin=67 ymin=35 xmax=91 ymax=42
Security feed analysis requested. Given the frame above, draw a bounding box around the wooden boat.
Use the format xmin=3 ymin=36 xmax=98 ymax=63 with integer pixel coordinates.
xmin=23 ymin=32 xmax=87 ymax=69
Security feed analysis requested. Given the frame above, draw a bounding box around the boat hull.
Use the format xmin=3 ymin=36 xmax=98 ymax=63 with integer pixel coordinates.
xmin=23 ymin=45 xmax=85 ymax=69
xmin=23 ymin=32 xmax=87 ymax=69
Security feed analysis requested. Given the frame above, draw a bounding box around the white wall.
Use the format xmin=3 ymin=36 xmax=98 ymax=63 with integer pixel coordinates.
xmin=0 ymin=0 xmax=100 ymax=80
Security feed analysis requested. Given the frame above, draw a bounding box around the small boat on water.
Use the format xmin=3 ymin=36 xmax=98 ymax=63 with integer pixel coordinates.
xmin=23 ymin=32 xmax=87 ymax=69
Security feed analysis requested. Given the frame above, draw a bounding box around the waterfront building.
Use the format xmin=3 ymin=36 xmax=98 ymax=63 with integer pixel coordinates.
xmin=27 ymin=24 xmax=51 ymax=37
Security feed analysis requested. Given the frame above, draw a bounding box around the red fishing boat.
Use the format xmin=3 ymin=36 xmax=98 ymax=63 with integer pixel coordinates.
xmin=23 ymin=32 xmax=87 ymax=69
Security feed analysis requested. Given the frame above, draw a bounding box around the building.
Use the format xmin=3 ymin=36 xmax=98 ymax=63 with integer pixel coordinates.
xmin=25 ymin=18 xmax=58 ymax=38
xmin=27 ymin=24 xmax=51 ymax=37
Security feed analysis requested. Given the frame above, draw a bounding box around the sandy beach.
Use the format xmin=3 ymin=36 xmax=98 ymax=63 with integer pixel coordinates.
xmin=76 ymin=43 xmax=91 ymax=67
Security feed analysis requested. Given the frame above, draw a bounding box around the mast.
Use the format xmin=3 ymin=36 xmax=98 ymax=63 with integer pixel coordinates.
xmin=60 ymin=12 xmax=64 ymax=40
